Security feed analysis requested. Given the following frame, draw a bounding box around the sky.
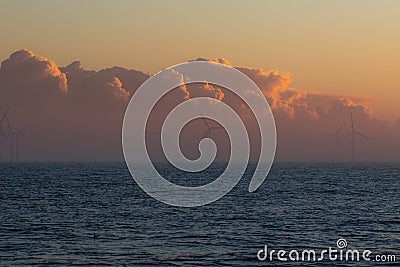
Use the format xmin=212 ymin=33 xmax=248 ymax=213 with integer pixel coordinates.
xmin=0 ymin=1 xmax=399 ymax=162
xmin=1 ymin=1 xmax=399 ymax=121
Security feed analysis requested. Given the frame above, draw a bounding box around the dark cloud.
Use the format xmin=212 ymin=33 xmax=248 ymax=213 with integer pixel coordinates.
xmin=0 ymin=51 xmax=398 ymax=162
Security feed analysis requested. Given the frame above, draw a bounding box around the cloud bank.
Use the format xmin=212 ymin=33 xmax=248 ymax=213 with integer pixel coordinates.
xmin=0 ymin=49 xmax=398 ymax=162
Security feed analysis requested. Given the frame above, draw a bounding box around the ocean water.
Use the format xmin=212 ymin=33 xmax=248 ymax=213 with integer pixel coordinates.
xmin=0 ymin=163 xmax=399 ymax=266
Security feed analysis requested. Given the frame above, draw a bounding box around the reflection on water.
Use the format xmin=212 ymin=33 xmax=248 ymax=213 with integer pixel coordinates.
xmin=0 ymin=163 xmax=399 ymax=266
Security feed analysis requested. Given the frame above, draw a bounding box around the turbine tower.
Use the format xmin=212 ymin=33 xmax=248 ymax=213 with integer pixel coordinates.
xmin=323 ymin=122 xmax=345 ymax=162
xmin=343 ymin=111 xmax=366 ymax=162
xmin=6 ymin=118 xmax=25 ymax=162
xmin=0 ymin=110 xmax=9 ymax=162
xmin=200 ymin=115 xmax=224 ymax=160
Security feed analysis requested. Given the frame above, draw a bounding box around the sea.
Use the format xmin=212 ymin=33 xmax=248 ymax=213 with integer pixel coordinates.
xmin=0 ymin=163 xmax=399 ymax=266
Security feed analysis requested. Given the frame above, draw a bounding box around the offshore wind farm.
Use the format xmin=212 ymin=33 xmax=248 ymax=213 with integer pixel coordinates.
xmin=0 ymin=1 xmax=399 ymax=266
xmin=0 ymin=110 xmax=26 ymax=162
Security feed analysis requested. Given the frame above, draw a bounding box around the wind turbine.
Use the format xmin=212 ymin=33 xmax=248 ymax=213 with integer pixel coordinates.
xmin=6 ymin=118 xmax=26 ymax=162
xmin=201 ymin=116 xmax=223 ymax=139
xmin=323 ymin=122 xmax=346 ymax=162
xmin=199 ymin=115 xmax=224 ymax=160
xmin=0 ymin=129 xmax=8 ymax=162
xmin=343 ymin=111 xmax=366 ymax=162
xmin=0 ymin=110 xmax=9 ymax=162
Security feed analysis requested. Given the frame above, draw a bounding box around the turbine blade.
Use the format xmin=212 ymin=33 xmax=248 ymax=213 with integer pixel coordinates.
xmin=199 ymin=112 xmax=211 ymax=128
xmin=350 ymin=111 xmax=354 ymax=131
xmin=201 ymin=117 xmax=210 ymax=128
xmin=336 ymin=122 xmax=346 ymax=135
xmin=0 ymin=128 xmax=7 ymax=139
xmin=0 ymin=110 xmax=8 ymax=128
xmin=355 ymin=132 xmax=367 ymax=138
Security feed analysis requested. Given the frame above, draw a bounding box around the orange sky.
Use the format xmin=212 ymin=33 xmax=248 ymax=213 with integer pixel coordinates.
xmin=1 ymin=1 xmax=399 ymax=121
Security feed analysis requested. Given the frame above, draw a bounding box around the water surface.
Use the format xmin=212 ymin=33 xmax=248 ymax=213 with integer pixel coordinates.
xmin=0 ymin=163 xmax=399 ymax=266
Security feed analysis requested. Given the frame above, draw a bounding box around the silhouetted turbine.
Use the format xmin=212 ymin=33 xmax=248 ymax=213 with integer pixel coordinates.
xmin=0 ymin=110 xmax=9 ymax=162
xmin=323 ymin=122 xmax=346 ymax=162
xmin=6 ymin=118 xmax=26 ymax=162
xmin=201 ymin=116 xmax=223 ymax=139
xmin=199 ymin=115 xmax=224 ymax=160
xmin=343 ymin=111 xmax=366 ymax=162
